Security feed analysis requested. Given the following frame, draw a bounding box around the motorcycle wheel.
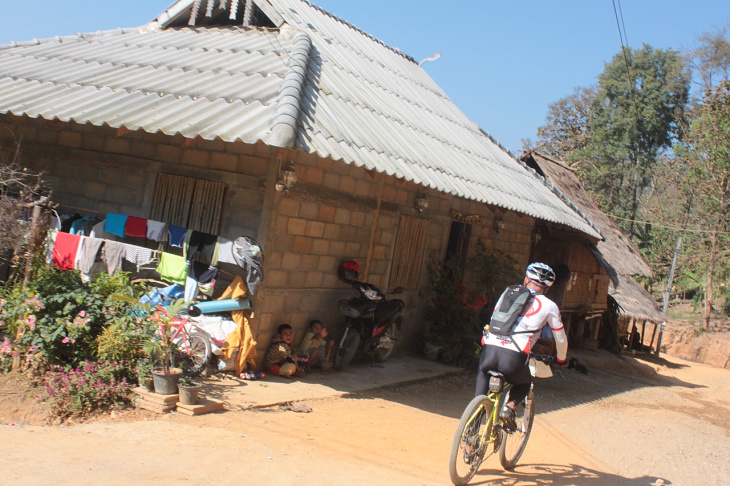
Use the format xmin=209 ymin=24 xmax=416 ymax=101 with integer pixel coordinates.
xmin=333 ymin=331 xmax=360 ymax=371
xmin=373 ymin=318 xmax=401 ymax=363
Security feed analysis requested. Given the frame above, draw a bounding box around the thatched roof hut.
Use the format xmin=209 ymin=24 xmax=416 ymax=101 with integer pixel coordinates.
xmin=520 ymin=151 xmax=667 ymax=334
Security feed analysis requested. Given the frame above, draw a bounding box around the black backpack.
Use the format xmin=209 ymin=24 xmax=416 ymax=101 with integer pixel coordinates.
xmin=486 ymin=285 xmax=533 ymax=336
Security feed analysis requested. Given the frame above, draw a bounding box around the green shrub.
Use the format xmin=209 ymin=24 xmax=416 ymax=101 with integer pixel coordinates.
xmin=43 ymin=359 xmax=134 ymax=420
xmin=1 ymin=262 xmax=143 ymax=367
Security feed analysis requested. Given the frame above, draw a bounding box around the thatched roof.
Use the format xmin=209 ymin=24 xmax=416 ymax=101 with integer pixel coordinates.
xmin=521 ymin=151 xmax=651 ymax=278
xmin=610 ymin=275 xmax=668 ymax=323
xmin=521 ymin=151 xmax=666 ymax=324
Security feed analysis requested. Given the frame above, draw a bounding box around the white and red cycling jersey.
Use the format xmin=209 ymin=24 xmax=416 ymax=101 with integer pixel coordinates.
xmin=482 ymin=289 xmax=568 ymax=360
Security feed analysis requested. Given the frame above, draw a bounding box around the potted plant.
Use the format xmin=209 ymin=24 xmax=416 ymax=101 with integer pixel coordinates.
xmin=177 ymin=375 xmax=202 ymax=405
xmin=141 ymin=299 xmax=187 ymax=395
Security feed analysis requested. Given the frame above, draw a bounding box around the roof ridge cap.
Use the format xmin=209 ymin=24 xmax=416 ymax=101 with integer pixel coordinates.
xmin=267 ymin=28 xmax=311 ymax=147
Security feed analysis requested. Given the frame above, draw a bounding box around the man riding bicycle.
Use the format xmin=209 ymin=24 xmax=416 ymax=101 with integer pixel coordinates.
xmin=475 ymin=262 xmax=568 ymax=428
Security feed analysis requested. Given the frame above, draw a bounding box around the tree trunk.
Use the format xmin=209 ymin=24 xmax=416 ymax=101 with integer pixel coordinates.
xmin=704 ymin=176 xmax=728 ymax=330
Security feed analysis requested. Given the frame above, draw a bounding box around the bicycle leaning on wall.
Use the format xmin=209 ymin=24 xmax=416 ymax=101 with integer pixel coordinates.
xmin=448 ymin=354 xmax=556 ymax=485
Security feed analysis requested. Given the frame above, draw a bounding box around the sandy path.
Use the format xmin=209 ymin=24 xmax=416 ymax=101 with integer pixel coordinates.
xmin=1 ymin=352 xmax=728 ymax=485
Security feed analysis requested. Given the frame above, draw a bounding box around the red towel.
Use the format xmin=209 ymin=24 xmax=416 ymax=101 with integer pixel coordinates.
xmin=125 ymin=216 xmax=148 ymax=238
xmin=52 ymin=232 xmax=81 ymax=271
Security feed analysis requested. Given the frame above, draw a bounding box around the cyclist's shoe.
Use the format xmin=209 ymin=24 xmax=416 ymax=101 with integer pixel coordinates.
xmin=500 ymin=406 xmax=516 ymax=432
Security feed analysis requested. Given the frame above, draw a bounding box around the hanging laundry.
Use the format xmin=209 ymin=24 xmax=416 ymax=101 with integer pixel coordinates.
xmin=52 ymin=232 xmax=82 ymax=271
xmin=146 ymin=220 xmax=168 ymax=241
xmin=102 ymin=241 xmax=125 ymax=276
xmin=69 ymin=216 xmax=99 ymax=236
xmin=104 ymin=213 xmax=128 ymax=238
xmin=157 ymin=252 xmax=188 ymax=285
xmin=125 ymin=216 xmax=148 ymax=238
xmin=90 ymin=220 xmax=117 ymax=240
xmin=184 ymin=230 xmax=218 ymax=263
xmin=77 ymin=237 xmax=104 ymax=274
xmin=168 ymin=225 xmax=188 ymax=248
xmin=60 ymin=213 xmax=82 ymax=233
xmin=123 ymin=244 xmax=154 ymax=266
xmin=232 ymin=236 xmax=264 ymax=295
xmin=215 ymin=237 xmax=237 ymax=265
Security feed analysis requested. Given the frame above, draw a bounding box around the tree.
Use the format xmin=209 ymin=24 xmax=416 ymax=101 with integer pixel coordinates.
xmin=538 ymin=45 xmax=690 ymax=238
xmin=586 ymin=45 xmax=690 ymax=237
xmin=677 ymin=81 xmax=730 ymax=329
xmin=687 ymin=25 xmax=730 ymax=92
xmin=537 ymin=86 xmax=597 ymax=161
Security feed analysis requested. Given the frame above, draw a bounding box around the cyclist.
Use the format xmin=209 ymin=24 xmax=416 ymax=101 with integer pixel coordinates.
xmin=475 ymin=262 xmax=568 ymax=428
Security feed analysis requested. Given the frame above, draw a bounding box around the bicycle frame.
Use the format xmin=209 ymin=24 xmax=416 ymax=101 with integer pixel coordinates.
xmin=465 ymin=386 xmax=511 ymax=455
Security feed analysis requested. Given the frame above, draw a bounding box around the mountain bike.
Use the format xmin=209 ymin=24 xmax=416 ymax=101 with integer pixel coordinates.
xmin=448 ymin=354 xmax=555 ymax=485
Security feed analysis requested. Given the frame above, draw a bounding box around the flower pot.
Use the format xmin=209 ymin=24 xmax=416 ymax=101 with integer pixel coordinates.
xmin=152 ymin=368 xmax=182 ymax=395
xmin=424 ymin=343 xmax=441 ymax=361
xmin=138 ymin=373 xmax=155 ymax=392
xmin=178 ymin=384 xmax=202 ymax=405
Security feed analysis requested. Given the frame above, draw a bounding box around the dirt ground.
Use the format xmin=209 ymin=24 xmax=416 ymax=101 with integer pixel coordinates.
xmin=1 ymin=322 xmax=729 ymax=485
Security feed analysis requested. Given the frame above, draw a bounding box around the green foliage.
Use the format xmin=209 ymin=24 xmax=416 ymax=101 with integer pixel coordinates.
xmin=43 ymin=360 xmax=134 ymax=420
xmin=137 ymin=298 xmax=189 ymax=374
xmin=424 ymin=245 xmax=519 ymax=366
xmin=178 ymin=375 xmax=201 ymax=387
xmin=0 ymin=262 xmax=144 ymax=367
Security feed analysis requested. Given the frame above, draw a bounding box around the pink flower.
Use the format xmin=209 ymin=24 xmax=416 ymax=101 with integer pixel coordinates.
xmin=61 ymin=337 xmax=70 ymax=344
xmin=78 ymin=311 xmax=86 ymax=317
xmin=0 ymin=338 xmax=11 ymax=354
xmin=26 ymin=314 xmax=36 ymax=330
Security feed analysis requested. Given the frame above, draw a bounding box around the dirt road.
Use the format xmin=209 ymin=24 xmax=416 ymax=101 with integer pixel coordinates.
xmin=1 ymin=351 xmax=728 ymax=485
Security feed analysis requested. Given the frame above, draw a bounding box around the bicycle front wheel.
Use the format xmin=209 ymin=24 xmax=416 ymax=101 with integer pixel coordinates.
xmin=174 ymin=332 xmax=212 ymax=377
xmin=449 ymin=395 xmax=494 ymax=485
xmin=498 ymin=391 xmax=535 ymax=470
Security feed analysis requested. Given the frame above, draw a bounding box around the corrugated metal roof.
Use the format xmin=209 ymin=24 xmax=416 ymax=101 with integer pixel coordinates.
xmin=0 ymin=0 xmax=601 ymax=238
xmin=0 ymin=26 xmax=292 ymax=145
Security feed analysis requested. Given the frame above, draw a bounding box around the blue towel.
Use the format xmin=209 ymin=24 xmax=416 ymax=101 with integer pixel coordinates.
xmin=168 ymin=225 xmax=188 ymax=248
xmin=104 ymin=213 xmax=128 ymax=238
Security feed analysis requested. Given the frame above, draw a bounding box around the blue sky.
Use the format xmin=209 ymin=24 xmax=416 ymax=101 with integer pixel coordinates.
xmin=2 ymin=1 xmax=728 ymax=154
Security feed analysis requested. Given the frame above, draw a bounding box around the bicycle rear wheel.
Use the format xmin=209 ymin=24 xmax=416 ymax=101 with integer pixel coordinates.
xmin=498 ymin=391 xmax=535 ymax=470
xmin=174 ymin=332 xmax=212 ymax=377
xmin=449 ymin=395 xmax=494 ymax=485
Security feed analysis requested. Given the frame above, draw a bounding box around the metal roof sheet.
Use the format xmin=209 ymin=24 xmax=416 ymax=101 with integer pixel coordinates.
xmin=0 ymin=0 xmax=601 ymax=238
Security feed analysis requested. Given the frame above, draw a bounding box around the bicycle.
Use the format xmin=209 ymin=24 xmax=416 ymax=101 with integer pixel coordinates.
xmin=160 ymin=311 xmax=213 ymax=378
xmin=448 ymin=354 xmax=555 ymax=485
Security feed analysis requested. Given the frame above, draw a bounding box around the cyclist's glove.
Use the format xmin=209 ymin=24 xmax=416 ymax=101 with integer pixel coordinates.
xmin=555 ymin=357 xmax=568 ymax=368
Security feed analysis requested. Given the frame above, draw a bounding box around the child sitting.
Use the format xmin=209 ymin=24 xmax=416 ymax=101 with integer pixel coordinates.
xmin=264 ymin=324 xmax=305 ymax=378
xmin=298 ymin=320 xmax=334 ymax=369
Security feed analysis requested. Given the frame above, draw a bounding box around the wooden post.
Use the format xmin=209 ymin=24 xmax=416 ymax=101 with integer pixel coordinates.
xmin=648 ymin=322 xmax=658 ymax=349
xmin=641 ymin=320 xmax=647 ymax=348
xmin=627 ymin=317 xmax=636 ymax=351
xmin=363 ymin=173 xmax=385 ymax=282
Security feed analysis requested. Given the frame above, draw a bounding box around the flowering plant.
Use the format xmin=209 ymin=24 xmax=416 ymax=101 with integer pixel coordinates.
xmin=43 ymin=359 xmax=134 ymax=420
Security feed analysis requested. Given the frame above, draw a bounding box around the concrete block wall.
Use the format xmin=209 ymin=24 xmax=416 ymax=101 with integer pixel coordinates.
xmin=0 ymin=115 xmax=270 ymax=241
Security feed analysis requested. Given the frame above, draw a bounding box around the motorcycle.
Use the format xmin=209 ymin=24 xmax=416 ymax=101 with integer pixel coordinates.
xmin=333 ymin=261 xmax=405 ymax=371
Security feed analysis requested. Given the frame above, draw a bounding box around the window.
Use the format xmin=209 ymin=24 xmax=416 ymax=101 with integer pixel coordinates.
xmin=149 ymin=173 xmax=227 ymax=234
xmin=445 ymin=220 xmax=471 ymax=266
xmin=389 ymin=215 xmax=429 ymax=289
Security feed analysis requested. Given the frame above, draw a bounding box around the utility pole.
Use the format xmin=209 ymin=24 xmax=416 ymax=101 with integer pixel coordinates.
xmin=662 ymin=235 xmax=682 ymax=314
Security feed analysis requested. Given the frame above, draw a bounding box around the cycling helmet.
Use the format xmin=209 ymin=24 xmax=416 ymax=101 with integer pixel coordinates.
xmin=338 ymin=260 xmax=360 ymax=282
xmin=526 ymin=262 xmax=556 ymax=287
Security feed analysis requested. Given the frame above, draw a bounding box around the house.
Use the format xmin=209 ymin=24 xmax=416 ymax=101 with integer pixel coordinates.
xmin=0 ymin=0 xmax=602 ymax=363
xmin=520 ymin=149 xmax=667 ymax=352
